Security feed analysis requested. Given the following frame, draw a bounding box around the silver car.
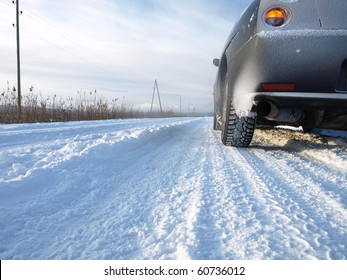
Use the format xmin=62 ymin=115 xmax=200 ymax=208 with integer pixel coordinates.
xmin=213 ymin=0 xmax=347 ymax=147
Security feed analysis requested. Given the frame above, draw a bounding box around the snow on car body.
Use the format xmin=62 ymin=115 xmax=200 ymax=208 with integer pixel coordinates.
xmin=213 ymin=0 xmax=347 ymax=147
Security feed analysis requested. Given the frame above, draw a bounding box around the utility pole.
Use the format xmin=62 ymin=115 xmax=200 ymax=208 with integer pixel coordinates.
xmin=150 ymin=79 xmax=163 ymax=113
xmin=14 ymin=0 xmax=22 ymax=120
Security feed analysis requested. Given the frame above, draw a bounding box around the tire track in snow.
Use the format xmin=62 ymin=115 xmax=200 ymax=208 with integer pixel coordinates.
xmin=191 ymin=128 xmax=269 ymax=259
xmin=253 ymin=129 xmax=347 ymax=208
xmin=192 ymin=124 xmax=347 ymax=259
xmin=230 ymin=148 xmax=324 ymax=259
xmin=138 ymin=120 xmax=208 ymax=259
xmin=240 ymin=148 xmax=347 ymax=259
xmin=234 ymin=129 xmax=347 ymax=259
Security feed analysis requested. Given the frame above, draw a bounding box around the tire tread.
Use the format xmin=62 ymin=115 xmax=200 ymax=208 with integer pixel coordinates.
xmin=222 ymin=101 xmax=256 ymax=147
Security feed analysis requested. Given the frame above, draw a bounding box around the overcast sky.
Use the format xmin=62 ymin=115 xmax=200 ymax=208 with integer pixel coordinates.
xmin=0 ymin=0 xmax=252 ymax=112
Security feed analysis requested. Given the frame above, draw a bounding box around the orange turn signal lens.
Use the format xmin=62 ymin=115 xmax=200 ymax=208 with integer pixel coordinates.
xmin=265 ymin=8 xmax=287 ymax=27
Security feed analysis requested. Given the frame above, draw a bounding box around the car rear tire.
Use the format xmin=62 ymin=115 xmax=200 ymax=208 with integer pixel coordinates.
xmin=221 ymin=101 xmax=256 ymax=147
xmin=221 ymin=75 xmax=256 ymax=147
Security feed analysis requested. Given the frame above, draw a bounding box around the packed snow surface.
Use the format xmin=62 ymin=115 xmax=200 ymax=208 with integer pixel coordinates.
xmin=0 ymin=117 xmax=346 ymax=260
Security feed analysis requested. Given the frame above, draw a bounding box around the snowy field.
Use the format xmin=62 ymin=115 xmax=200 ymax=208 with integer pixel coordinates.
xmin=0 ymin=117 xmax=346 ymax=260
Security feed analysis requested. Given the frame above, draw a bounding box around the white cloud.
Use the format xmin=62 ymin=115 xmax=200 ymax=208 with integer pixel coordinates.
xmin=0 ymin=0 xmax=252 ymax=112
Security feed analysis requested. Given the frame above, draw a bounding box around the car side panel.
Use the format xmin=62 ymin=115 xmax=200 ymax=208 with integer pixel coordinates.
xmin=213 ymin=0 xmax=260 ymax=117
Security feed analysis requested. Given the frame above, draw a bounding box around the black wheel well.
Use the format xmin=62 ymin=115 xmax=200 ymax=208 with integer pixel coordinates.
xmin=219 ymin=55 xmax=228 ymax=85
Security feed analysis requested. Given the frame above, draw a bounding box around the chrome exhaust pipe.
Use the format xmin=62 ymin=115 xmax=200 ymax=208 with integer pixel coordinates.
xmin=257 ymin=101 xmax=301 ymax=123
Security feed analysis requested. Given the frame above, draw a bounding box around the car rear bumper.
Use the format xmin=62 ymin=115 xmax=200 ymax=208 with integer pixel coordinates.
xmin=254 ymin=92 xmax=347 ymax=111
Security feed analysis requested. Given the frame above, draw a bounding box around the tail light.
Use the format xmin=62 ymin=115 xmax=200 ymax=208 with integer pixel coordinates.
xmin=261 ymin=83 xmax=296 ymax=91
xmin=264 ymin=8 xmax=288 ymax=27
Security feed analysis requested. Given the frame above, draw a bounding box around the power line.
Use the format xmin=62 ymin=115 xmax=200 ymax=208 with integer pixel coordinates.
xmin=0 ymin=2 xmax=14 ymax=30
xmin=1 ymin=1 xmax=120 ymax=74
xmin=0 ymin=0 xmax=13 ymax=8
xmin=21 ymin=6 xmax=121 ymax=76
xmin=1 ymin=1 xmax=133 ymax=99
xmin=20 ymin=25 xmax=119 ymax=78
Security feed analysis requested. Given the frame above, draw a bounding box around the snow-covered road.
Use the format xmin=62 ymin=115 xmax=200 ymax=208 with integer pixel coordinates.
xmin=0 ymin=117 xmax=346 ymax=260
